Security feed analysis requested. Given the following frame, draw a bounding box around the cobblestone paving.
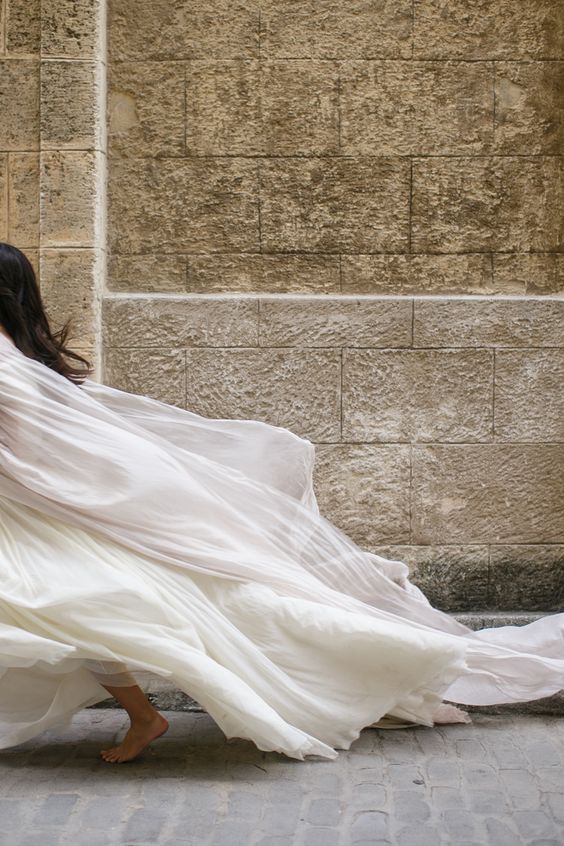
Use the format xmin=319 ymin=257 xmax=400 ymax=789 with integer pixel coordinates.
xmin=1 ymin=711 xmax=563 ymax=845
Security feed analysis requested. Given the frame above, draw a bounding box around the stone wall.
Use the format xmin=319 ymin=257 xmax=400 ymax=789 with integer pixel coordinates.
xmin=103 ymin=1 xmax=563 ymax=609
xmin=2 ymin=1 xmax=563 ymax=609
xmin=0 ymin=0 xmax=106 ymax=373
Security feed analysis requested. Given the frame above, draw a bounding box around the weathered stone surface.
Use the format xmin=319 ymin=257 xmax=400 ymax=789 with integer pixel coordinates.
xmin=413 ymin=298 xmax=564 ymax=348
xmin=108 ymin=0 xmax=259 ymax=61
xmin=8 ymin=152 xmax=39 ymax=248
xmin=413 ymin=0 xmax=564 ymax=59
xmin=185 ymin=254 xmax=340 ymax=294
xmin=340 ymin=61 xmax=493 ymax=155
xmin=259 ymin=297 xmax=412 ymax=347
xmin=40 ymin=60 xmax=99 ymax=149
xmin=185 ymin=348 xmax=341 ymax=441
xmin=489 ymin=545 xmax=564 ymax=611
xmin=41 ymin=0 xmax=100 ymax=58
xmin=104 ymin=347 xmax=186 ymax=407
xmin=108 ymin=62 xmax=185 ymax=157
xmin=411 ymin=445 xmax=564 ymax=544
xmin=493 ymin=253 xmax=564 ymax=295
xmin=185 ymin=59 xmax=339 ymax=156
xmin=0 ymin=156 xmax=6 ymax=240
xmin=108 ymin=254 xmax=187 ymax=293
xmin=108 ymin=158 xmax=259 ymax=253
xmin=0 ymin=61 xmax=39 ymax=150
xmin=341 ymin=254 xmax=494 ymax=295
xmin=371 ymin=545 xmax=490 ymax=611
xmin=342 ymin=349 xmax=493 ymax=442
xmin=40 ymin=151 xmax=97 ymax=247
xmin=313 ymin=444 xmax=411 ymax=545
xmin=39 ymin=249 xmax=97 ymax=348
xmin=260 ymin=0 xmax=412 ymax=58
xmin=103 ymin=296 xmax=258 ymax=348
xmin=494 ymin=62 xmax=564 ymax=155
xmin=5 ymin=0 xmax=40 ymax=54
xmin=260 ymin=158 xmax=410 ymax=252
xmin=412 ymin=157 xmax=562 ymax=252
xmin=495 ymin=350 xmax=564 ymax=442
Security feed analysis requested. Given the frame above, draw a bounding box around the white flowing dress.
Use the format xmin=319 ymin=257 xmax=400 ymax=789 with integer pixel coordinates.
xmin=0 ymin=333 xmax=562 ymax=760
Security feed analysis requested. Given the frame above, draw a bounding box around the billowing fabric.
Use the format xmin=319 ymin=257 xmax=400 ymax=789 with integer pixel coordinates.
xmin=0 ymin=332 xmax=562 ymax=760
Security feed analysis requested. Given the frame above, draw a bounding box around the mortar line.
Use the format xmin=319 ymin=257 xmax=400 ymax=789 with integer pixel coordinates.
xmin=256 ymin=161 xmax=262 ymax=253
xmin=339 ymin=347 xmax=343 ymax=441
xmin=492 ymin=61 xmax=497 ymax=146
xmin=408 ymin=158 xmax=413 ymax=253
xmin=492 ymin=348 xmax=496 ymax=441
xmin=183 ymin=63 xmax=188 ymax=157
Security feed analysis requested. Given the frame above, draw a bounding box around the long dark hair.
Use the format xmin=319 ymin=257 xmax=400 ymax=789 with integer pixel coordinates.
xmin=0 ymin=242 xmax=94 ymax=385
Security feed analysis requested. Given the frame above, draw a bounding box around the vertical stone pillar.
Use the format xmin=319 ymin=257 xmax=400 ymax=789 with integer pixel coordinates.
xmin=39 ymin=0 xmax=107 ymax=379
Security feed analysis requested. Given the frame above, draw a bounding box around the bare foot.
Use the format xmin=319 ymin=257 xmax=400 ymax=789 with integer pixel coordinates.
xmin=100 ymin=713 xmax=169 ymax=763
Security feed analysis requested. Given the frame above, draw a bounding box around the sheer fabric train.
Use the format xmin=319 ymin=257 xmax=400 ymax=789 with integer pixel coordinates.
xmin=0 ymin=333 xmax=562 ymax=760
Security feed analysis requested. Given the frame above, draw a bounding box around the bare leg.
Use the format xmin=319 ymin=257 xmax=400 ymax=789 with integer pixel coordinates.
xmin=99 ymin=683 xmax=169 ymax=763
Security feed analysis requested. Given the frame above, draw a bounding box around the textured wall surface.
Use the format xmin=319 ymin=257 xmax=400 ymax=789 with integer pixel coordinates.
xmin=0 ymin=0 xmax=106 ymax=370
xmin=0 ymin=0 xmax=40 ymax=274
xmin=2 ymin=2 xmax=562 ymax=610
xmin=103 ymin=1 xmax=563 ymax=610
xmin=107 ymin=0 xmax=563 ymax=296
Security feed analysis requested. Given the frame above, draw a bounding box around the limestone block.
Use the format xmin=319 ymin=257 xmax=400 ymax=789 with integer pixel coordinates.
xmin=40 ymin=151 xmax=97 ymax=247
xmin=0 ymin=155 xmax=8 ymax=240
xmin=413 ymin=298 xmax=564 ymax=348
xmin=108 ymin=158 xmax=259 ymax=253
xmin=260 ymin=157 xmax=410 ymax=252
xmin=185 ymin=254 xmax=340 ymax=294
xmin=39 ymin=249 xmax=97 ymax=348
xmin=312 ymin=445 xmax=411 ymax=545
xmin=108 ymin=62 xmax=185 ymax=157
xmin=493 ymin=253 xmax=564 ymax=295
xmin=494 ymin=62 xmax=564 ymax=154
xmin=41 ymin=0 xmax=100 ymax=58
xmin=341 ymin=61 xmax=493 ymax=155
xmin=258 ymin=297 xmax=411 ymax=347
xmin=412 ymin=157 xmax=562 ymax=252
xmin=22 ymin=249 xmax=39 ymax=277
xmin=342 ymin=349 xmax=493 ymax=443
xmin=411 ymin=444 xmax=564 ymax=544
xmin=5 ymin=0 xmax=40 ymax=54
xmin=260 ymin=0 xmax=412 ymax=58
xmin=184 ymin=348 xmax=341 ymax=441
xmin=495 ymin=350 xmax=564 ymax=442
xmin=372 ymin=545 xmax=490 ymax=612
xmin=341 ymin=254 xmax=494 ymax=295
xmin=185 ymin=60 xmax=339 ymax=155
xmin=41 ymin=60 xmax=100 ymax=150
xmin=0 ymin=60 xmax=39 ymax=149
xmin=103 ymin=347 xmax=185 ymax=407
xmin=489 ymin=545 xmax=564 ymax=611
xmin=8 ymin=152 xmax=39 ymax=248
xmin=102 ymin=296 xmax=258 ymax=348
xmin=108 ymin=0 xmax=259 ymax=61
xmin=413 ymin=0 xmax=564 ymax=59
xmin=108 ymin=254 xmax=187 ymax=293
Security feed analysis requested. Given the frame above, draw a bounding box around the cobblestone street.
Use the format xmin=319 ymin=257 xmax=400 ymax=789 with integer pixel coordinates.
xmin=0 ymin=710 xmax=562 ymax=845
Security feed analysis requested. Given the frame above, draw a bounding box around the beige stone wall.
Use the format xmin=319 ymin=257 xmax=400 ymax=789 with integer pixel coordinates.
xmin=0 ymin=1 xmax=40 ymax=276
xmin=103 ymin=1 xmax=563 ymax=609
xmin=107 ymin=0 xmax=563 ymax=296
xmin=0 ymin=0 xmax=106 ymax=374
xmin=3 ymin=2 xmax=563 ymax=609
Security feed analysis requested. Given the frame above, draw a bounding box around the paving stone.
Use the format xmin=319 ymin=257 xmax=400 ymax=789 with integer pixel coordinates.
xmin=1 ymin=712 xmax=563 ymax=845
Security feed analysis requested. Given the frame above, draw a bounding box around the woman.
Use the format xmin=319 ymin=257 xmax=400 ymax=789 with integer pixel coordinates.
xmin=0 ymin=242 xmax=562 ymax=764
